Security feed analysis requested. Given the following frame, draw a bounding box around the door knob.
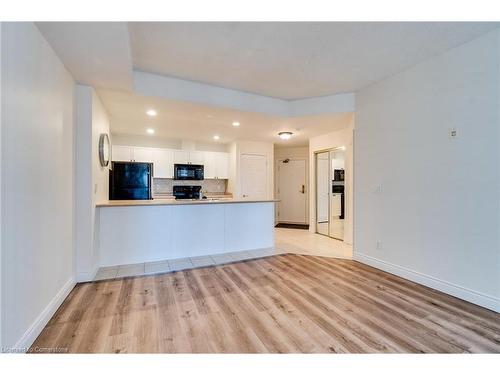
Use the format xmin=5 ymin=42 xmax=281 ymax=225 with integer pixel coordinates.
xmin=300 ymin=185 xmax=305 ymax=194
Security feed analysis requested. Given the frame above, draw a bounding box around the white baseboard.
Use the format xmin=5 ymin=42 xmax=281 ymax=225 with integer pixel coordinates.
xmin=14 ymin=276 xmax=76 ymax=351
xmin=76 ymin=266 xmax=98 ymax=283
xmin=353 ymin=252 xmax=500 ymax=313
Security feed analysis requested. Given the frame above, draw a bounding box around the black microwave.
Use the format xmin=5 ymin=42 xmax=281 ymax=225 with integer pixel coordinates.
xmin=174 ymin=164 xmax=204 ymax=180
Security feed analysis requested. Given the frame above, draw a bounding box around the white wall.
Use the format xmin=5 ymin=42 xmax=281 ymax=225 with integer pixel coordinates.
xmin=1 ymin=23 xmax=76 ymax=348
xmin=275 ymin=146 xmax=310 ymax=223
xmin=309 ymin=118 xmax=354 ymax=244
xmin=355 ymin=29 xmax=500 ymax=311
xmin=75 ymin=85 xmax=111 ymax=282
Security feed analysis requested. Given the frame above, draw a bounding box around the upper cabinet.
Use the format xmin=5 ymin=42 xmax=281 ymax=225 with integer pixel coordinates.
xmin=111 ymin=146 xmax=153 ymax=162
xmin=173 ymin=150 xmax=204 ymax=165
xmin=112 ymin=145 xmax=134 ymax=162
xmin=152 ymin=149 xmax=174 ymax=178
xmin=215 ymin=152 xmax=229 ymax=179
xmin=204 ymin=152 xmax=229 ymax=179
xmin=188 ymin=151 xmax=204 ymax=165
xmin=133 ymin=147 xmax=154 ymax=162
xmin=173 ymin=150 xmax=189 ymax=164
xmin=112 ymin=145 xmax=229 ymax=180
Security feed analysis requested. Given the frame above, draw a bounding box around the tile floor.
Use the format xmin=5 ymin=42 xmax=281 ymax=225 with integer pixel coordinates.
xmin=93 ymin=228 xmax=353 ymax=281
xmin=94 ymin=247 xmax=284 ymax=281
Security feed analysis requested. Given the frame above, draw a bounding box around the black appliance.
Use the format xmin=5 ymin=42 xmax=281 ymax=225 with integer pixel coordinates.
xmin=109 ymin=162 xmax=152 ymax=200
xmin=333 ymin=168 xmax=345 ymax=181
xmin=173 ymin=185 xmax=202 ymax=200
xmin=332 ymin=184 xmax=345 ymax=220
xmin=174 ymin=164 xmax=204 ymax=180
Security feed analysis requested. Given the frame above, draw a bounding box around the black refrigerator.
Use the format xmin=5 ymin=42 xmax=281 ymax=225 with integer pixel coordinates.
xmin=109 ymin=162 xmax=153 ymax=200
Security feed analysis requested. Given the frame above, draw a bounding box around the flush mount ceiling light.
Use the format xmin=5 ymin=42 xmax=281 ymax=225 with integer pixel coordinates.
xmin=146 ymin=109 xmax=157 ymax=117
xmin=146 ymin=128 xmax=155 ymax=135
xmin=278 ymin=131 xmax=293 ymax=140
xmin=232 ymin=121 xmax=240 ymax=127
xmin=213 ymin=135 xmax=220 ymax=140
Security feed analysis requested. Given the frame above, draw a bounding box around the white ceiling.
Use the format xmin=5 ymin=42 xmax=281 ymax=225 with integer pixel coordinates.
xmin=36 ymin=22 xmax=498 ymax=147
xmin=98 ymin=89 xmax=353 ymax=147
xmin=129 ymin=22 xmax=499 ymax=99
xmin=36 ymin=22 xmax=133 ymax=90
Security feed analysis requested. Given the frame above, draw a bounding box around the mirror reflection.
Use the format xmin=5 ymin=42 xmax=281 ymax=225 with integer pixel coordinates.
xmin=316 ymin=151 xmax=330 ymax=236
xmin=315 ymin=148 xmax=345 ymax=240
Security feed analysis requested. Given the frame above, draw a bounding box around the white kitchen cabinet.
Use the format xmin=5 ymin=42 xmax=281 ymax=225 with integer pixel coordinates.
xmin=112 ymin=146 xmax=154 ymax=162
xmin=152 ymin=149 xmax=174 ymax=178
xmin=173 ymin=150 xmax=189 ymax=164
xmin=112 ymin=145 xmax=228 ymax=179
xmin=173 ymin=150 xmax=205 ymax=165
xmin=133 ymin=147 xmax=154 ymax=162
xmin=215 ymin=152 xmax=229 ymax=179
xmin=112 ymin=145 xmax=134 ymax=162
xmin=203 ymin=151 xmax=229 ymax=179
xmin=189 ymin=151 xmax=204 ymax=165
xmin=203 ymin=152 xmax=217 ymax=179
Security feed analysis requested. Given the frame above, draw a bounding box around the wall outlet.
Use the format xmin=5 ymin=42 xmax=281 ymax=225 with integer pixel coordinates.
xmin=376 ymin=240 xmax=382 ymax=250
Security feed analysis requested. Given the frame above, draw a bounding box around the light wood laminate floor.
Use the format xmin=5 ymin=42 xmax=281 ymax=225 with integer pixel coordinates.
xmin=31 ymin=254 xmax=500 ymax=353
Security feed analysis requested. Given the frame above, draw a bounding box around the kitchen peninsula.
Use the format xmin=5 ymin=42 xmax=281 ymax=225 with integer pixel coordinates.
xmin=96 ymin=198 xmax=278 ymax=267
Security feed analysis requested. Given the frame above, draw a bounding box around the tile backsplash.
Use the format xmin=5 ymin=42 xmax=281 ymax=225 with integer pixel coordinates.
xmin=153 ymin=178 xmax=227 ymax=195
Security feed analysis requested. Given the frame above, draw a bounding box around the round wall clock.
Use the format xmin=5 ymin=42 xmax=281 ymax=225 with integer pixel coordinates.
xmin=98 ymin=133 xmax=110 ymax=167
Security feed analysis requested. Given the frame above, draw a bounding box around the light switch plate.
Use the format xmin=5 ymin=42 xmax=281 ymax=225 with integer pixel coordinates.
xmin=449 ymin=128 xmax=459 ymax=139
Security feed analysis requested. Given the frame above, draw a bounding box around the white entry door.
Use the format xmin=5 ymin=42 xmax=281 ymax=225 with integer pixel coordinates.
xmin=277 ymin=159 xmax=307 ymax=223
xmin=240 ymin=154 xmax=267 ymax=199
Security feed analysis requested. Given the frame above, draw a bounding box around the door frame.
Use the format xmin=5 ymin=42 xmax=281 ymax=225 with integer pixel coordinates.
xmin=275 ymin=157 xmax=308 ymax=224
xmin=314 ymin=146 xmax=345 ymax=240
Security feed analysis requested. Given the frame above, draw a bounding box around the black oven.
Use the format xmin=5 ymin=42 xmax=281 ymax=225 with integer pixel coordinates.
xmin=173 ymin=185 xmax=202 ymax=200
xmin=174 ymin=164 xmax=204 ymax=180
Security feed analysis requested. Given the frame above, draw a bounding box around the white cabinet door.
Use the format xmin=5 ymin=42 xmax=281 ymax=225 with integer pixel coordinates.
xmin=112 ymin=146 xmax=133 ymax=161
xmin=189 ymin=151 xmax=205 ymax=165
xmin=152 ymin=149 xmax=174 ymax=178
xmin=173 ymin=150 xmax=189 ymax=164
xmin=133 ymin=147 xmax=154 ymax=162
xmin=203 ymin=152 xmax=217 ymax=179
xmin=215 ymin=152 xmax=229 ymax=179
xmin=240 ymin=154 xmax=267 ymax=199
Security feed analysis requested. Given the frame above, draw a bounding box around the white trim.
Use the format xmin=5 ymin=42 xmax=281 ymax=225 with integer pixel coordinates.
xmin=76 ymin=267 xmax=98 ymax=283
xmin=354 ymin=252 xmax=500 ymax=313
xmin=13 ymin=277 xmax=76 ymax=352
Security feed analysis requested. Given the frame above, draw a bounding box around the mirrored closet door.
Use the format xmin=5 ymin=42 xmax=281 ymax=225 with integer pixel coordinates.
xmin=315 ymin=147 xmax=346 ymax=240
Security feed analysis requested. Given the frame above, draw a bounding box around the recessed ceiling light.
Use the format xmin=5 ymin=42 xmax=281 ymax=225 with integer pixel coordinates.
xmin=232 ymin=121 xmax=240 ymax=127
xmin=278 ymin=131 xmax=293 ymax=140
xmin=213 ymin=135 xmax=220 ymax=140
xmin=146 ymin=128 xmax=155 ymax=135
xmin=146 ymin=109 xmax=157 ymax=117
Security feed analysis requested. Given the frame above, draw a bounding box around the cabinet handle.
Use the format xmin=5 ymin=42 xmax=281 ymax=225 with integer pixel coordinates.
xmin=300 ymin=185 xmax=305 ymax=193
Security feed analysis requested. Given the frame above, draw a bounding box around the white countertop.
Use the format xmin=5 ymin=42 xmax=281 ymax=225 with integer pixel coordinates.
xmin=96 ymin=198 xmax=279 ymax=207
